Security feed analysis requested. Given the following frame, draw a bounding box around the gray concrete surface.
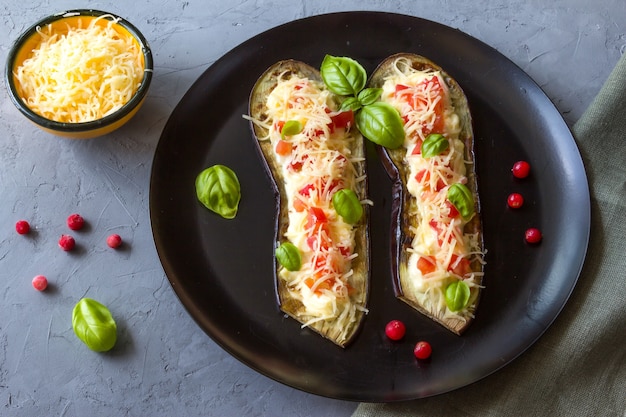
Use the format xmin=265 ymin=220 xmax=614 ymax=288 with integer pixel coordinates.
xmin=1 ymin=0 xmax=624 ymax=416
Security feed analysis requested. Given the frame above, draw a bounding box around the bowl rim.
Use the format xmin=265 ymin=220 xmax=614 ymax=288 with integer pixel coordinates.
xmin=4 ymin=9 xmax=154 ymax=133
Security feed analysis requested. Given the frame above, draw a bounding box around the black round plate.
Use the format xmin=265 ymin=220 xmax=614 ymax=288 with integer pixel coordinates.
xmin=149 ymin=12 xmax=590 ymax=402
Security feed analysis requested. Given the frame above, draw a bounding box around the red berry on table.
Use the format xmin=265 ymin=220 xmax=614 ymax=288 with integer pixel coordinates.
xmin=507 ymin=193 xmax=524 ymax=209
xmin=512 ymin=160 xmax=531 ymax=179
xmin=58 ymin=234 xmax=76 ymax=251
xmin=107 ymin=234 xmax=122 ymax=249
xmin=15 ymin=220 xmax=31 ymax=234
xmin=525 ymin=228 xmax=543 ymax=244
xmin=67 ymin=213 xmax=85 ymax=230
xmin=414 ymin=341 xmax=432 ymax=360
xmin=32 ymin=275 xmax=48 ymax=291
xmin=385 ymin=320 xmax=406 ymax=341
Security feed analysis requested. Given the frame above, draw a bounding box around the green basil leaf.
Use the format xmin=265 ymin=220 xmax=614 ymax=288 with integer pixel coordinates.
xmin=444 ymin=281 xmax=471 ymax=312
xmin=195 ymin=165 xmax=241 ymax=219
xmin=340 ymin=96 xmax=362 ymax=112
xmin=320 ymin=55 xmax=367 ymax=97
xmin=421 ymin=133 xmax=449 ymax=158
xmin=355 ymin=102 xmax=405 ymax=149
xmin=281 ymin=119 xmax=303 ymax=140
xmin=276 ymin=242 xmax=302 ymax=271
xmin=357 ymin=88 xmax=382 ymax=106
xmin=447 ymin=183 xmax=475 ymax=220
xmin=332 ymin=189 xmax=363 ymax=224
xmin=72 ymin=298 xmax=117 ymax=352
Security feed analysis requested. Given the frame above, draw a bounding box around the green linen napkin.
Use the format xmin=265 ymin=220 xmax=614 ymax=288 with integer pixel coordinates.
xmin=352 ymin=53 xmax=626 ymax=417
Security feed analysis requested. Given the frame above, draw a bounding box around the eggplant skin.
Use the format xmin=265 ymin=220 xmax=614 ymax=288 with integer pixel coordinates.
xmin=370 ymin=53 xmax=484 ymax=335
xmin=247 ymin=60 xmax=369 ymax=348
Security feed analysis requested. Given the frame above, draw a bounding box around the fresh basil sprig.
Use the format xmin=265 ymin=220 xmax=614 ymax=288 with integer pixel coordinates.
xmin=276 ymin=242 xmax=302 ymax=271
xmin=444 ymin=280 xmax=471 ymax=312
xmin=355 ymin=102 xmax=405 ymax=149
xmin=421 ymin=133 xmax=449 ymax=158
xmin=357 ymin=88 xmax=383 ymax=106
xmin=72 ymin=298 xmax=117 ymax=352
xmin=321 ymin=55 xmax=367 ymax=96
xmin=447 ymin=183 xmax=475 ymax=220
xmin=320 ymin=55 xmax=405 ymax=149
xmin=195 ymin=165 xmax=241 ymax=219
xmin=332 ymin=189 xmax=363 ymax=224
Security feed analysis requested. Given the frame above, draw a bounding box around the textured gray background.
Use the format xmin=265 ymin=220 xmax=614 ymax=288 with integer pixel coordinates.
xmin=0 ymin=1 xmax=624 ymax=416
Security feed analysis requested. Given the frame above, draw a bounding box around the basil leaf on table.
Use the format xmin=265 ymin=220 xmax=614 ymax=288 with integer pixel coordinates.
xmin=195 ymin=165 xmax=241 ymax=219
xmin=355 ymin=102 xmax=405 ymax=149
xmin=421 ymin=133 xmax=449 ymax=158
xmin=320 ymin=55 xmax=367 ymax=97
xmin=72 ymin=298 xmax=117 ymax=352
xmin=445 ymin=281 xmax=471 ymax=312
xmin=447 ymin=183 xmax=475 ymax=220
xmin=276 ymin=242 xmax=302 ymax=271
xmin=332 ymin=189 xmax=363 ymax=224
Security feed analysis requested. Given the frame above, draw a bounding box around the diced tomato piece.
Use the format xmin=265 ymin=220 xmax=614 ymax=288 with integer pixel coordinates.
xmin=275 ymin=139 xmax=292 ymax=156
xmin=446 ymin=201 xmax=459 ymax=218
xmin=293 ymin=197 xmax=307 ymax=212
xmin=305 ymin=277 xmax=332 ymax=295
xmin=417 ymin=256 xmax=437 ymax=275
xmin=448 ymin=254 xmax=472 ymax=277
xmin=330 ymin=110 xmax=354 ymax=129
xmin=415 ymin=169 xmax=430 ymax=183
xmin=299 ymin=183 xmax=315 ymax=197
xmin=411 ymin=139 xmax=423 ymax=155
xmin=289 ymin=161 xmax=302 ymax=171
xmin=338 ymin=246 xmax=351 ymax=257
xmin=435 ymin=178 xmax=446 ymax=191
xmin=306 ymin=207 xmax=328 ymax=234
xmin=289 ymin=154 xmax=308 ymax=172
xmin=275 ymin=120 xmax=285 ymax=133
xmin=395 ymin=84 xmax=410 ymax=93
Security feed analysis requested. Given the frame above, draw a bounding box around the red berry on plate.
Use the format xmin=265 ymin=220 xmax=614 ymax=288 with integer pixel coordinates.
xmin=58 ymin=234 xmax=76 ymax=251
xmin=525 ymin=228 xmax=542 ymax=244
xmin=107 ymin=234 xmax=122 ymax=249
xmin=15 ymin=220 xmax=31 ymax=235
xmin=385 ymin=320 xmax=406 ymax=341
xmin=414 ymin=341 xmax=432 ymax=360
xmin=67 ymin=213 xmax=85 ymax=230
xmin=32 ymin=275 xmax=48 ymax=291
xmin=507 ymin=193 xmax=524 ymax=209
xmin=512 ymin=160 xmax=531 ymax=179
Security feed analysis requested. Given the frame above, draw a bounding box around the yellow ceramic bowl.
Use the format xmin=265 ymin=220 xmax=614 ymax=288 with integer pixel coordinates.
xmin=5 ymin=10 xmax=153 ymax=139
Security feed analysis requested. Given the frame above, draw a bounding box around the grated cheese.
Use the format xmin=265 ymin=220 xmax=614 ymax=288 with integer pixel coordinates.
xmin=259 ymin=73 xmax=365 ymax=328
xmin=14 ymin=15 xmax=145 ymax=123
xmin=382 ymin=56 xmax=484 ymax=317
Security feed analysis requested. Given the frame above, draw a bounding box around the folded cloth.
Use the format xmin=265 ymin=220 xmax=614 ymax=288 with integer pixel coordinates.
xmin=352 ymin=53 xmax=626 ymax=417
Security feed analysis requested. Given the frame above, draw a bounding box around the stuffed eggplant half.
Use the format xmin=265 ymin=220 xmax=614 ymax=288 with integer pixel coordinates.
xmin=247 ymin=60 xmax=369 ymax=347
xmin=369 ymin=53 xmax=485 ymax=335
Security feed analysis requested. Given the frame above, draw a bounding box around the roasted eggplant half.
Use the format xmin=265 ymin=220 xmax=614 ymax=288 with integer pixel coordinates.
xmin=247 ymin=60 xmax=369 ymax=347
xmin=369 ymin=53 xmax=484 ymax=335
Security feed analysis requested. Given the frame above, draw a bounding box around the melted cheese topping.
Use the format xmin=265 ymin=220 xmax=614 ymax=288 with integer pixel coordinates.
xmin=253 ymin=71 xmax=366 ymax=336
xmin=382 ymin=57 xmax=484 ymax=319
xmin=14 ymin=15 xmax=144 ymax=123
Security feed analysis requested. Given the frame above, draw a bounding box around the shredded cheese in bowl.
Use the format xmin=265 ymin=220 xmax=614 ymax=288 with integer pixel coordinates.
xmin=13 ymin=14 xmax=145 ymax=124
